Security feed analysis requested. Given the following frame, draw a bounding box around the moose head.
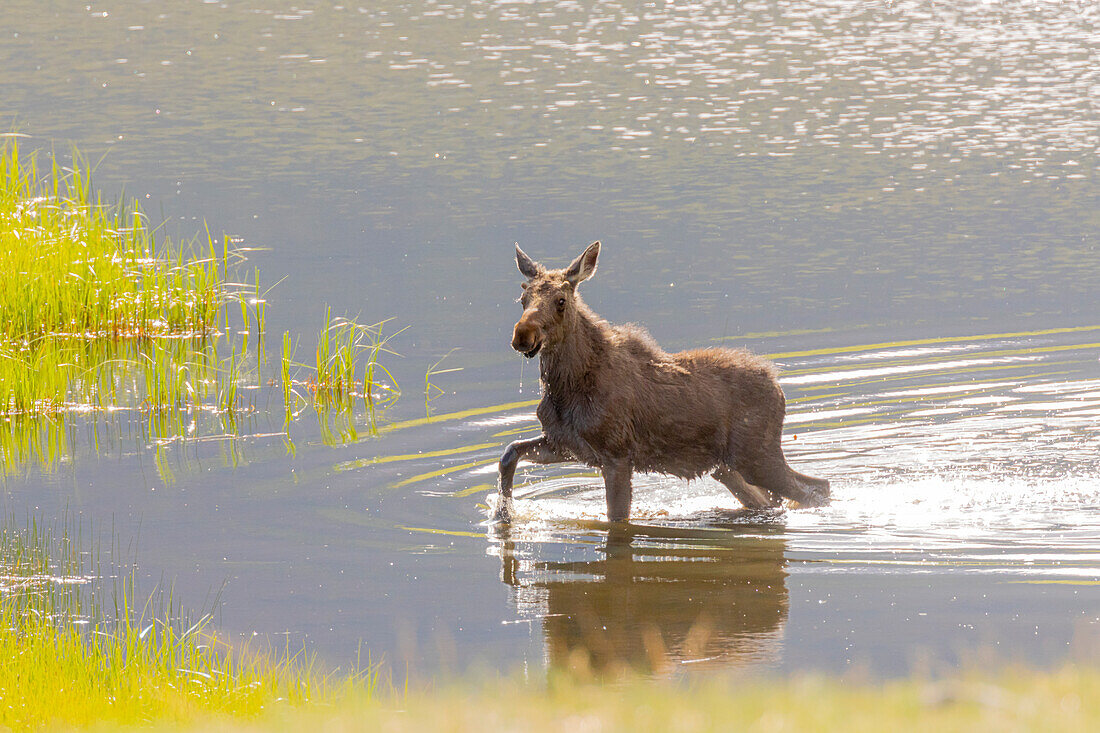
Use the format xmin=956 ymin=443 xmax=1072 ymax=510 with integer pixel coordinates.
xmin=511 ymin=241 xmax=600 ymax=359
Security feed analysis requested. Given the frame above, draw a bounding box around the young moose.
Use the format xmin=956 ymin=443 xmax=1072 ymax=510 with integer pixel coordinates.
xmin=493 ymin=241 xmax=830 ymax=523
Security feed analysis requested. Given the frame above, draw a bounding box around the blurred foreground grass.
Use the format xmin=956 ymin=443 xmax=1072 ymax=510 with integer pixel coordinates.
xmin=10 ymin=661 xmax=1100 ymax=731
xmin=230 ymin=667 xmax=1100 ymax=732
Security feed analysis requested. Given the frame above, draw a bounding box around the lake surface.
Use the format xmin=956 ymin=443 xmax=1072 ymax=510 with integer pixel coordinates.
xmin=2 ymin=0 xmax=1098 ymax=680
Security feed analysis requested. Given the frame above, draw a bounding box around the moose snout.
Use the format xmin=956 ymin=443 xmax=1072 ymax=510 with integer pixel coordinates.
xmin=511 ymin=320 xmax=542 ymax=358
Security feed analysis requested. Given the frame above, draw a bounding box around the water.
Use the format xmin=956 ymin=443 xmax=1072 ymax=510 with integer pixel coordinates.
xmin=2 ymin=0 xmax=1098 ymax=679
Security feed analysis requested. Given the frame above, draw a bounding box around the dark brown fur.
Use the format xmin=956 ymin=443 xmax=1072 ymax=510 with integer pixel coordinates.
xmin=494 ymin=242 xmax=829 ymax=523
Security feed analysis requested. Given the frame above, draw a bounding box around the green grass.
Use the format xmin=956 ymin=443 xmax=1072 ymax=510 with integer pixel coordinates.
xmin=298 ymin=308 xmax=402 ymax=409
xmin=204 ymin=667 xmax=1098 ymax=732
xmin=0 ymin=136 xmax=402 ymax=468
xmin=0 ymin=148 xmax=222 ymax=346
xmin=340 ymin=668 xmax=1100 ymax=732
xmin=0 ymin=516 xmax=381 ymax=729
xmin=0 ymin=138 xmax=259 ymax=446
xmin=279 ymin=310 xmax=404 ymax=445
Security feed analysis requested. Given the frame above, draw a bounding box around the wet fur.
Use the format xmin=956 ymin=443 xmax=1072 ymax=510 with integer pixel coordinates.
xmin=537 ymin=304 xmax=782 ymax=479
xmin=496 ymin=242 xmax=829 ymax=522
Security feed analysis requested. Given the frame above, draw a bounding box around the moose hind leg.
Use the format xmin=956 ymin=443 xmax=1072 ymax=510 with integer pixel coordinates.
xmin=602 ymin=460 xmax=633 ymax=522
xmin=494 ymin=435 xmax=567 ymax=523
xmin=738 ymin=453 xmax=830 ymax=508
xmin=790 ymin=468 xmax=831 ymax=505
xmin=713 ymin=465 xmax=781 ymax=510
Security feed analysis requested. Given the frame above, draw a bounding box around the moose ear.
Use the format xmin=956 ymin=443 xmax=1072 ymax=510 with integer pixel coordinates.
xmin=564 ymin=241 xmax=600 ymax=286
xmin=515 ymin=244 xmax=542 ymax=279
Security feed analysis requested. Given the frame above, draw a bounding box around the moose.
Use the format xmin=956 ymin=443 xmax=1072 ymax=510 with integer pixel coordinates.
xmin=493 ymin=241 xmax=830 ymax=523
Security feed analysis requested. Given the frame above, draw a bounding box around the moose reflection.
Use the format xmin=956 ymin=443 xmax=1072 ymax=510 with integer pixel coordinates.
xmin=495 ymin=522 xmax=788 ymax=674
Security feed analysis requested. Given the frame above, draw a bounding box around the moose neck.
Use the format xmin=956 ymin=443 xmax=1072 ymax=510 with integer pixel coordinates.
xmin=539 ymin=299 xmax=606 ymax=395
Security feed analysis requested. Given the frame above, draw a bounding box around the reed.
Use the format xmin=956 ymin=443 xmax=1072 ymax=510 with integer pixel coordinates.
xmin=424 ymin=348 xmax=462 ymax=417
xmin=1 ymin=138 xmax=404 ymax=466
xmin=0 ymin=143 xmax=225 ymax=350
xmin=0 ymin=138 xmax=262 ymax=468
xmin=278 ymin=310 xmax=404 ymax=443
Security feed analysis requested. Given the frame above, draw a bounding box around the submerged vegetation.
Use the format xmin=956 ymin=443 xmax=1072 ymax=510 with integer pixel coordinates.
xmin=0 ymin=137 xmax=399 ymax=472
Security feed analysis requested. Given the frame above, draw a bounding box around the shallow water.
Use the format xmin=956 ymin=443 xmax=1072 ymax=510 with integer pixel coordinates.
xmin=2 ymin=0 xmax=1099 ymax=679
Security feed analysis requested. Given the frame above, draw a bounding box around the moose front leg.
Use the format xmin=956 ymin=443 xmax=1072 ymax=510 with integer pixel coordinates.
xmin=602 ymin=459 xmax=633 ymax=522
xmin=493 ymin=434 xmax=566 ymax=523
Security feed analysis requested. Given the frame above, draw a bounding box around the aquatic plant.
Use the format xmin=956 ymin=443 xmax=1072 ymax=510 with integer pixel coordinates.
xmin=305 ymin=308 xmax=402 ymax=408
xmin=278 ymin=310 xmax=404 ymax=444
xmin=424 ymin=348 xmax=462 ymax=418
xmin=0 ymin=139 xmax=257 ymax=433
xmin=0 ymin=137 xmax=406 ymax=473
xmin=0 ymin=146 xmax=231 ymax=345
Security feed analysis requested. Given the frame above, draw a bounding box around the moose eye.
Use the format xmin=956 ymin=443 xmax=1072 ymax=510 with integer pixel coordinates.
xmin=556 ymin=297 xmax=566 ymax=311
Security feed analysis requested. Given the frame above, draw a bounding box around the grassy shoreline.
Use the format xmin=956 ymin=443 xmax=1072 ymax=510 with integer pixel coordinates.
xmin=0 ymin=137 xmax=262 ymax=468
xmin=0 ymin=515 xmax=382 ymax=729
xmin=237 ymin=667 xmax=1100 ymax=732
